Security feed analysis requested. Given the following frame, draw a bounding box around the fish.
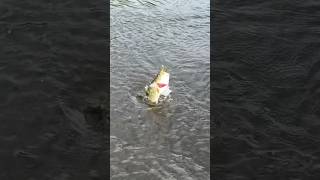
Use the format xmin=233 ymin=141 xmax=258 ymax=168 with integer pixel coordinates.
xmin=145 ymin=65 xmax=171 ymax=104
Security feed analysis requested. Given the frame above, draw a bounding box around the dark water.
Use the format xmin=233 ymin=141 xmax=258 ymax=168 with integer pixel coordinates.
xmin=213 ymin=0 xmax=320 ymax=179
xmin=111 ymin=0 xmax=210 ymax=179
xmin=0 ymin=0 xmax=108 ymax=179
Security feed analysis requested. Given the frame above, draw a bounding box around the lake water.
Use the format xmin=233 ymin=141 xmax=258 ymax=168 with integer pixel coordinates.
xmin=0 ymin=0 xmax=108 ymax=179
xmin=110 ymin=0 xmax=210 ymax=179
xmin=213 ymin=0 xmax=320 ymax=179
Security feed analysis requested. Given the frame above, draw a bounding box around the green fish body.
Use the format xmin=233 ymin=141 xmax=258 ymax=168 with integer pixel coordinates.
xmin=145 ymin=65 xmax=171 ymax=104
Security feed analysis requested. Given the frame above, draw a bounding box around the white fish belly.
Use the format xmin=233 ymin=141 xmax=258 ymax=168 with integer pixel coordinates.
xmin=159 ymin=73 xmax=170 ymax=84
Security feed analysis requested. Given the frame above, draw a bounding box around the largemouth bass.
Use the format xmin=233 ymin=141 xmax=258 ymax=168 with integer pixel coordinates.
xmin=145 ymin=65 xmax=171 ymax=104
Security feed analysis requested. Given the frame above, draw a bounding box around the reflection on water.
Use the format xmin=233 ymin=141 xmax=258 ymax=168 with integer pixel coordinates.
xmin=111 ymin=0 xmax=210 ymax=179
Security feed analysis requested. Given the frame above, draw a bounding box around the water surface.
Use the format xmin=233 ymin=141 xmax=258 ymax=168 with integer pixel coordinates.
xmin=213 ymin=0 xmax=320 ymax=179
xmin=0 ymin=0 xmax=108 ymax=179
xmin=110 ymin=0 xmax=210 ymax=179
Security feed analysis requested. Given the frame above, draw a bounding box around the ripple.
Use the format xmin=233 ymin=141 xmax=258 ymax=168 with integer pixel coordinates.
xmin=111 ymin=0 xmax=209 ymax=179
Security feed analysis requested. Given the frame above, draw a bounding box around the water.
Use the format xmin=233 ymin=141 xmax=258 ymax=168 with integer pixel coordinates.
xmin=213 ymin=1 xmax=320 ymax=179
xmin=110 ymin=0 xmax=210 ymax=179
xmin=0 ymin=0 xmax=108 ymax=179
